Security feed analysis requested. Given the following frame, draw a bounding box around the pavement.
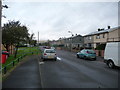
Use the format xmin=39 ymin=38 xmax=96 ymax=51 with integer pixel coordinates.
xmin=2 ymin=55 xmax=42 ymax=89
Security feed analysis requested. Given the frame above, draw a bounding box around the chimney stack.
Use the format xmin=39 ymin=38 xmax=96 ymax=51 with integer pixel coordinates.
xmin=101 ymin=28 xmax=104 ymax=31
xmin=98 ymin=28 xmax=104 ymax=31
xmin=98 ymin=28 xmax=101 ymax=31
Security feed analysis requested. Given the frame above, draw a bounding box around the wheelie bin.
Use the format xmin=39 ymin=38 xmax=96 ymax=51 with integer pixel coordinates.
xmin=1 ymin=51 xmax=9 ymax=64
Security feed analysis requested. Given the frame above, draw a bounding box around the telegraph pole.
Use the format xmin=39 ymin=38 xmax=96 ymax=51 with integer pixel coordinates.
xmin=38 ymin=31 xmax=39 ymax=46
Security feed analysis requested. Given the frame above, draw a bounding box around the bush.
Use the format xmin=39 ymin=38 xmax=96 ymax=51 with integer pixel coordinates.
xmin=17 ymin=45 xmax=27 ymax=47
xmin=95 ymin=44 xmax=106 ymax=50
xmin=80 ymin=47 xmax=84 ymax=50
xmin=58 ymin=44 xmax=64 ymax=47
xmin=84 ymin=47 xmax=92 ymax=49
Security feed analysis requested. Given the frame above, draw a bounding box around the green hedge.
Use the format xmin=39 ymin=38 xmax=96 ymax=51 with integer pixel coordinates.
xmin=95 ymin=44 xmax=106 ymax=50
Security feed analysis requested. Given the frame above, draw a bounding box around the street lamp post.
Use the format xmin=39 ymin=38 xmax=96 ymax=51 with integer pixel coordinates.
xmin=68 ymin=31 xmax=74 ymax=52
xmin=38 ymin=31 xmax=39 ymax=46
xmin=68 ymin=31 xmax=74 ymax=36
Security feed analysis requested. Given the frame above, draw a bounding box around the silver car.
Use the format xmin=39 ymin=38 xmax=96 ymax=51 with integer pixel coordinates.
xmin=41 ymin=49 xmax=57 ymax=61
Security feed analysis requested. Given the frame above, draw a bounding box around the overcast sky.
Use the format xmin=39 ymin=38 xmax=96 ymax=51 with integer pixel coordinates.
xmin=2 ymin=0 xmax=119 ymax=41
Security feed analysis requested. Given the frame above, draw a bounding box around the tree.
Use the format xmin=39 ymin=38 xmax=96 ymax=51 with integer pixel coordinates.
xmin=26 ymin=33 xmax=34 ymax=46
xmin=31 ymin=40 xmax=37 ymax=46
xmin=2 ymin=20 xmax=29 ymax=58
xmin=95 ymin=44 xmax=106 ymax=50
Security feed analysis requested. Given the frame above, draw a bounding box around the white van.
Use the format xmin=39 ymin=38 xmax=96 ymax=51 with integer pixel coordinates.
xmin=104 ymin=42 xmax=120 ymax=68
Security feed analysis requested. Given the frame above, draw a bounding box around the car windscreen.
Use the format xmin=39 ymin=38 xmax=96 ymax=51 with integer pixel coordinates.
xmin=45 ymin=50 xmax=55 ymax=53
xmin=86 ymin=50 xmax=95 ymax=54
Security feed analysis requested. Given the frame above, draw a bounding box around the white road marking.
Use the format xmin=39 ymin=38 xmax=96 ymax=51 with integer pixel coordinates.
xmin=57 ymin=57 xmax=61 ymax=61
xmin=39 ymin=62 xmax=44 ymax=65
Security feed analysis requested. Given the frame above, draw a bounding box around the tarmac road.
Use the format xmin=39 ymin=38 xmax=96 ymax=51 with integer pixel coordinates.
xmin=39 ymin=49 xmax=119 ymax=88
xmin=2 ymin=49 xmax=119 ymax=89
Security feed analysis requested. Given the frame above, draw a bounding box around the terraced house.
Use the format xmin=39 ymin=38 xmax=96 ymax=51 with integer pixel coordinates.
xmin=84 ymin=26 xmax=120 ymax=49
xmin=107 ymin=26 xmax=120 ymax=42
xmin=63 ymin=35 xmax=84 ymax=51
xmin=84 ymin=33 xmax=94 ymax=48
xmin=50 ymin=26 xmax=120 ymax=55
xmin=51 ymin=34 xmax=84 ymax=51
xmin=71 ymin=34 xmax=84 ymax=49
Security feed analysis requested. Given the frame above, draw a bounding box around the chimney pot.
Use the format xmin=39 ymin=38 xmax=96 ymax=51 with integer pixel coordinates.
xmin=101 ymin=28 xmax=104 ymax=31
xmin=108 ymin=26 xmax=110 ymax=29
xmin=98 ymin=28 xmax=101 ymax=31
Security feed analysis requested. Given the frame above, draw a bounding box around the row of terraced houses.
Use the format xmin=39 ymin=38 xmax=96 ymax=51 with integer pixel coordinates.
xmin=49 ymin=26 xmax=120 ymax=57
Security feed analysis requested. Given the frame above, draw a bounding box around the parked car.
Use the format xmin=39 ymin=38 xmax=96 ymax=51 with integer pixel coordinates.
xmin=41 ymin=49 xmax=57 ymax=61
xmin=104 ymin=42 xmax=120 ymax=68
xmin=40 ymin=46 xmax=51 ymax=52
xmin=51 ymin=47 xmax=55 ymax=50
xmin=43 ymin=46 xmax=50 ymax=49
xmin=77 ymin=49 xmax=96 ymax=60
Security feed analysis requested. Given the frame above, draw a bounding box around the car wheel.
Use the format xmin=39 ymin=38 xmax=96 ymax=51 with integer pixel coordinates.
xmin=79 ymin=56 xmax=82 ymax=59
xmin=41 ymin=56 xmax=43 ymax=59
xmin=94 ymin=58 xmax=96 ymax=60
xmin=54 ymin=58 xmax=57 ymax=61
xmin=107 ymin=61 xmax=114 ymax=68
xmin=77 ymin=55 xmax=79 ymax=58
xmin=43 ymin=58 xmax=45 ymax=61
xmin=83 ymin=56 xmax=87 ymax=60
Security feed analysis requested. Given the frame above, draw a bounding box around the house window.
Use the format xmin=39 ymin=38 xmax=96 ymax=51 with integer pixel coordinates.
xmin=88 ymin=36 xmax=91 ymax=40
xmin=88 ymin=43 xmax=92 ymax=47
xmin=96 ymin=34 xmax=100 ymax=39
xmin=86 ymin=36 xmax=91 ymax=40
xmin=79 ymin=38 xmax=81 ymax=41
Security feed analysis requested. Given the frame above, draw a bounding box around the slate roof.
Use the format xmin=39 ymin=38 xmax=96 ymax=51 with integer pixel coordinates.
xmin=84 ymin=26 xmax=120 ymax=36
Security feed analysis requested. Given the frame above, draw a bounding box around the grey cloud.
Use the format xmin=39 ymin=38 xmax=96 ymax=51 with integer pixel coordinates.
xmin=3 ymin=1 xmax=118 ymax=40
